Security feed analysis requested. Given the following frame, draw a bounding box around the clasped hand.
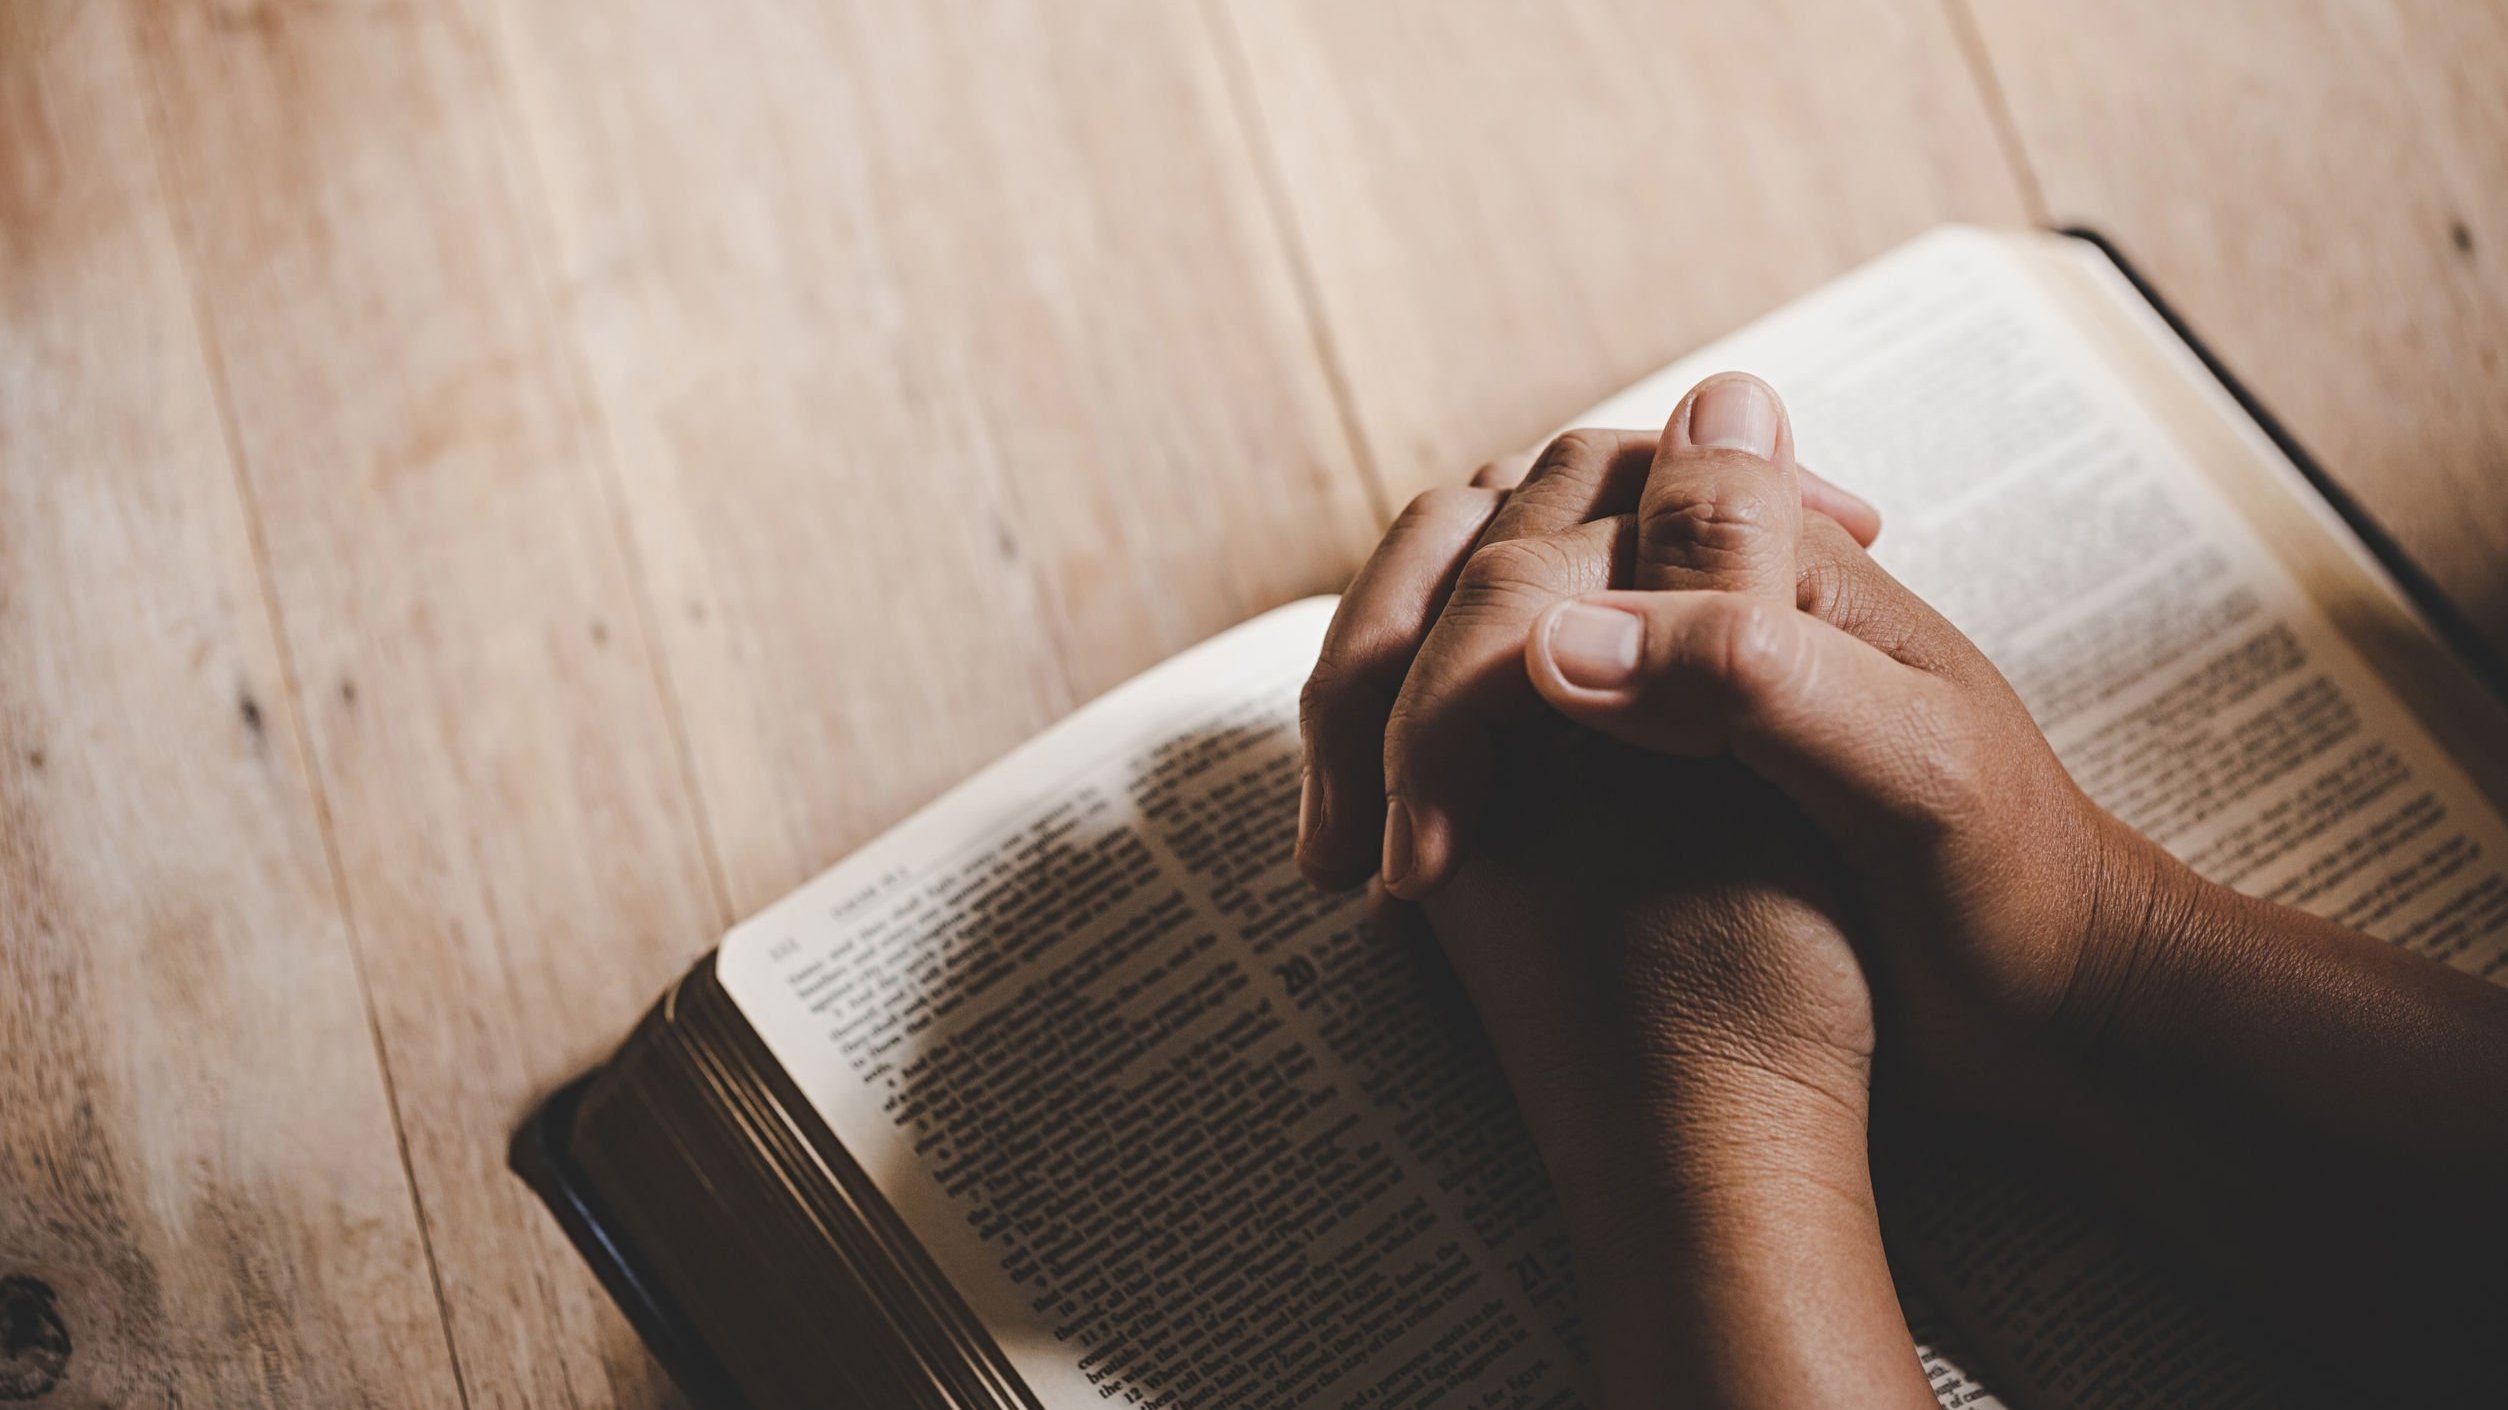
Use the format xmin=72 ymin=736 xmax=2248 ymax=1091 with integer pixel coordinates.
xmin=1298 ymin=372 xmax=2148 ymax=1149
xmin=1295 ymin=374 xmax=2508 ymax=1409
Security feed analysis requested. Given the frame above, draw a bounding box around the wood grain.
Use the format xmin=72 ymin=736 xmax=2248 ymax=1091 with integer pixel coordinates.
xmin=0 ymin=4 xmax=460 ymax=1405
xmin=1220 ymin=0 xmax=2032 ymax=504
xmin=121 ymin=1 xmax=724 ymax=1403
xmin=1963 ymin=0 xmax=2508 ymax=655
xmin=483 ymin=0 xmax=1377 ymax=916
xmin=10 ymin=0 xmax=2507 ymax=1404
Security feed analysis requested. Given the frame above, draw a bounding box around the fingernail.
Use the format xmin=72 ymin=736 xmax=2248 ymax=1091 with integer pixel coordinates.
xmin=1687 ymin=376 xmax=1781 ymax=457
xmin=1543 ymin=602 xmax=1642 ymax=689
xmin=1297 ymin=765 xmax=1324 ymax=856
xmin=1381 ymin=797 xmax=1416 ymax=889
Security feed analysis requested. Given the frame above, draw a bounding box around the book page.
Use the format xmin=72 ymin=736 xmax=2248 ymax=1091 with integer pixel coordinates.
xmin=719 ymin=599 xmax=1589 ymax=1410
xmin=1579 ymin=225 xmax=2508 ymax=1407
xmin=711 ymin=226 xmax=2508 ymax=1410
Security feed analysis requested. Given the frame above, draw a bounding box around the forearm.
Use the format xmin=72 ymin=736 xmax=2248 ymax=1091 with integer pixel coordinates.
xmin=2064 ymin=826 xmax=2508 ymax=1178
xmin=1994 ymin=827 xmax=2508 ymax=1398
xmin=1571 ymin=1090 xmax=1935 ymax=1410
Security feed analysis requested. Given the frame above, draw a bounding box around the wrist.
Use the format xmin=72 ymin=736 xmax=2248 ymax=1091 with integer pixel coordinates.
xmin=2053 ymin=815 xmax=2223 ymax=1046
xmin=1645 ymin=1051 xmax=1872 ymax=1177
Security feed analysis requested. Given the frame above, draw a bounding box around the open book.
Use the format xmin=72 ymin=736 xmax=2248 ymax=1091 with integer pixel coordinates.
xmin=515 ymin=228 xmax=2508 ymax=1410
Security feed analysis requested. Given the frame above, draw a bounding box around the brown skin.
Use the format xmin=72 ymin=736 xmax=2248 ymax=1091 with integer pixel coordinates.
xmin=1300 ymin=377 xmax=1934 ymax=1409
xmin=1300 ymin=373 xmax=2508 ymax=1405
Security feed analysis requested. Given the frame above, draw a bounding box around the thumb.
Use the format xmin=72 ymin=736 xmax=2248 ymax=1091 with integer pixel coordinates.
xmin=1523 ymin=589 xmax=1964 ymax=839
xmin=1634 ymin=372 xmax=1803 ymax=601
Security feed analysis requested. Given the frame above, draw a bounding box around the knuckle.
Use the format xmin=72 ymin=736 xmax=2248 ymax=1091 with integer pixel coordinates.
xmin=1702 ymin=596 xmax=1801 ymax=703
xmin=1640 ymin=474 xmax=1781 ymax=575
xmin=1797 ymin=539 xmax=1979 ymax=680
xmin=1798 ymin=552 xmax=1904 ymax=647
xmin=1396 ymin=484 xmax=1488 ymax=531
xmin=1455 ymin=534 xmax=1577 ymax=598
xmin=1539 ymin=427 xmax=1616 ymax=469
xmin=1299 ymin=642 xmax=1398 ymax=736
xmin=1378 ymin=688 xmax=1452 ymax=782
xmin=1296 ymin=663 xmax=1344 ymax=729
xmin=1896 ymin=687 xmax=1993 ymax=823
xmin=1380 ymin=688 xmax=1432 ymax=749
xmin=1793 ymin=522 xmax=1865 ymax=620
xmin=1796 ymin=557 xmax=1856 ymax=625
xmin=1468 ymin=452 xmax=1529 ymax=489
xmin=1521 ymin=428 xmax=1623 ymax=492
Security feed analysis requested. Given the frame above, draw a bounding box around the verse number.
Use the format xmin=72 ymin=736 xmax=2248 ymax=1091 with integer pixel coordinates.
xmin=1271 ymin=954 xmax=1318 ymax=998
xmin=767 ymin=935 xmax=803 ymax=963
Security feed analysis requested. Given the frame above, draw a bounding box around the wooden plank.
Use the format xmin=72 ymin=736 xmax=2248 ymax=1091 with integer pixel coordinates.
xmin=0 ymin=5 xmax=461 ymax=1406
xmin=1964 ymin=0 xmax=2508 ymax=654
xmin=1220 ymin=0 xmax=2032 ymax=502
xmin=121 ymin=2 xmax=727 ymax=1403
xmin=482 ymin=0 xmax=1377 ymax=914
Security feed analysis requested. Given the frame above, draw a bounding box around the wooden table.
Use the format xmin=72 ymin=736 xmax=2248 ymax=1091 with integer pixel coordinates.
xmin=5 ymin=2 xmax=2502 ymax=1404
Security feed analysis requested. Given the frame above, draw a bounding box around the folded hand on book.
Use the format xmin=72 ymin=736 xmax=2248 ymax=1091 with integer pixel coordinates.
xmin=1302 ymin=371 xmax=2226 ymax=1116
xmin=1298 ymin=372 xmax=2508 ymax=1407
xmin=1297 ymin=374 xmax=1940 ymax=1408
